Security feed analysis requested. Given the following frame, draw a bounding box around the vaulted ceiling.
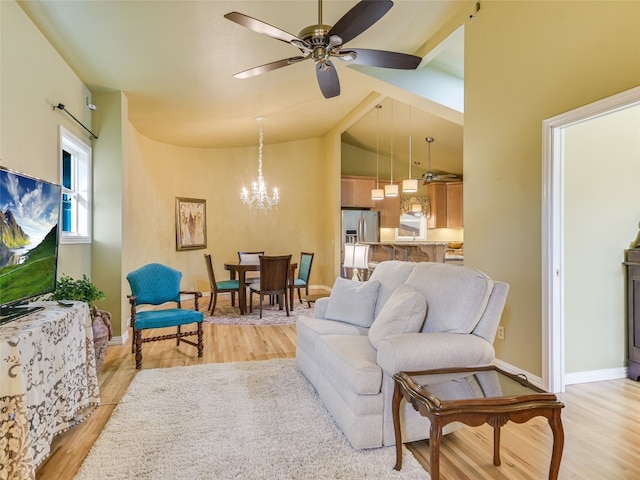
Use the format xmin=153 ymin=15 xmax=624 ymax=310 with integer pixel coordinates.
xmin=18 ymin=0 xmax=467 ymax=176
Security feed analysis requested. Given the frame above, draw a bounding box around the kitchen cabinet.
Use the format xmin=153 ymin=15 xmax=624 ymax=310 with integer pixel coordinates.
xmin=341 ymin=176 xmax=376 ymax=208
xmin=427 ymin=181 xmax=463 ymax=228
xmin=446 ymin=181 xmax=463 ymax=228
xmin=378 ymin=182 xmax=400 ymax=228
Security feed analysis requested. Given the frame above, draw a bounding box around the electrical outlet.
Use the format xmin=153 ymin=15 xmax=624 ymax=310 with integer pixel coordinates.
xmin=497 ymin=326 xmax=505 ymax=340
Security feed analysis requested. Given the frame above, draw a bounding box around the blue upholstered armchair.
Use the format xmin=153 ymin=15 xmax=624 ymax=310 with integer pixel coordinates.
xmin=126 ymin=263 xmax=204 ymax=369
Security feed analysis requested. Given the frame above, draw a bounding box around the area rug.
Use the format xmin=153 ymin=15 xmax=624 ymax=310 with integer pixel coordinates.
xmin=74 ymin=358 xmax=428 ymax=479
xmin=203 ymin=298 xmax=309 ymax=326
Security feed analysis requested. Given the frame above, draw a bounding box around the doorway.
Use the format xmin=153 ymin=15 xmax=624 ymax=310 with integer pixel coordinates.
xmin=542 ymin=86 xmax=640 ymax=393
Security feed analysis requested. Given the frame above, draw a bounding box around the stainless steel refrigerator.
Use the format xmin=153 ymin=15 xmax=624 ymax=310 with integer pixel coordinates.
xmin=341 ymin=208 xmax=379 ymax=251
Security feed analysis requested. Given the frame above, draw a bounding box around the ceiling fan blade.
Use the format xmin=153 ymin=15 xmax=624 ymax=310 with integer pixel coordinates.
xmin=328 ymin=0 xmax=393 ymax=45
xmin=233 ymin=57 xmax=308 ymax=79
xmin=316 ymin=61 xmax=340 ymax=98
xmin=340 ymin=48 xmax=421 ymax=69
xmin=224 ymin=12 xmax=302 ymax=45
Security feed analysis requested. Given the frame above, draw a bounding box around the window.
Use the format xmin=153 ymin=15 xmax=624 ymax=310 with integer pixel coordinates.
xmin=60 ymin=126 xmax=92 ymax=243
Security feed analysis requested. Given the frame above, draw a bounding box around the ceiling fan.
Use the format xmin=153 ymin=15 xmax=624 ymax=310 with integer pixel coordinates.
xmin=224 ymin=0 xmax=422 ymax=99
xmin=422 ymin=137 xmax=459 ymax=184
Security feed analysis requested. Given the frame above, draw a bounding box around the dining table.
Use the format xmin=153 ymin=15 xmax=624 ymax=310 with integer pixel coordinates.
xmin=224 ymin=260 xmax=298 ymax=315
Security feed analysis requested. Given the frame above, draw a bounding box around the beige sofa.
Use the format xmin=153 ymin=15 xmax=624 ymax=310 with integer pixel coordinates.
xmin=296 ymin=261 xmax=509 ymax=449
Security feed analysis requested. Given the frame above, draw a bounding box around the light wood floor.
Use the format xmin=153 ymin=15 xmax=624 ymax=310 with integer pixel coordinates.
xmin=36 ymin=295 xmax=640 ymax=479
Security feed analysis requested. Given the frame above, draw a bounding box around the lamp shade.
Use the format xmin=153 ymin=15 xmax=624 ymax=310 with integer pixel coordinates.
xmin=342 ymin=244 xmax=355 ymax=269
xmin=353 ymin=245 xmax=370 ymax=270
xmin=384 ymin=183 xmax=399 ymax=197
xmin=371 ymin=188 xmax=384 ymax=201
xmin=402 ymin=178 xmax=418 ymax=193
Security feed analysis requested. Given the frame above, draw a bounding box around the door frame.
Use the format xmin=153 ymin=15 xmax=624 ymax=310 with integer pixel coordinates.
xmin=542 ymin=86 xmax=640 ymax=393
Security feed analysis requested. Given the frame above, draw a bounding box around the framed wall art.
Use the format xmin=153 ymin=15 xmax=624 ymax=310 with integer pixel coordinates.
xmin=175 ymin=197 xmax=207 ymax=250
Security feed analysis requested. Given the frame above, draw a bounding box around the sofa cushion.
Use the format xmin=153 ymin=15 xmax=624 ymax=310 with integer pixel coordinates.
xmin=406 ymin=263 xmax=494 ymax=334
xmin=324 ymin=277 xmax=381 ymax=327
xmin=296 ymin=316 xmax=369 ymax=355
xmin=315 ymin=335 xmax=382 ymax=395
xmin=368 ymin=261 xmax=417 ymax=318
xmin=368 ymin=285 xmax=427 ymax=348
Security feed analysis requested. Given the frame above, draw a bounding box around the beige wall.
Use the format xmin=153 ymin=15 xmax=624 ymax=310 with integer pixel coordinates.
xmin=465 ymin=0 xmax=640 ymax=375
xmin=117 ymin=120 xmax=333 ymax=336
xmin=5 ymin=0 xmax=640 ymax=378
xmin=0 ymin=0 xmax=92 ymax=279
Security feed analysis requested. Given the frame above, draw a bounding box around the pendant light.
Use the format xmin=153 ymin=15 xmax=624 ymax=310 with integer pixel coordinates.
xmin=385 ymin=100 xmax=398 ymax=197
xmin=371 ymin=104 xmax=384 ymax=201
xmin=402 ymin=105 xmax=418 ymax=193
xmin=240 ymin=116 xmax=280 ymax=212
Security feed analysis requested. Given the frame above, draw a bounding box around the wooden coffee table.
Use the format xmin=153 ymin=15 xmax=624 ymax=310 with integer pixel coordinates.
xmin=392 ymin=365 xmax=565 ymax=479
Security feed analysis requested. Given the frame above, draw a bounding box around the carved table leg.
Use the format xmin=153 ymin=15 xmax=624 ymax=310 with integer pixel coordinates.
xmin=548 ymin=409 xmax=565 ymax=480
xmin=430 ymin=420 xmax=443 ymax=480
xmin=393 ymin=382 xmax=403 ymax=471
xmin=493 ymin=424 xmax=502 ymax=466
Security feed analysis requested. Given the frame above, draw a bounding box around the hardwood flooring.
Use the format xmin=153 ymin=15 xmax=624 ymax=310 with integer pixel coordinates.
xmin=36 ymin=294 xmax=640 ymax=479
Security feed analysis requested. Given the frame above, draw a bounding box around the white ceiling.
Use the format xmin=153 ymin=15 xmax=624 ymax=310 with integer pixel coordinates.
xmin=17 ymin=0 xmax=465 ymax=175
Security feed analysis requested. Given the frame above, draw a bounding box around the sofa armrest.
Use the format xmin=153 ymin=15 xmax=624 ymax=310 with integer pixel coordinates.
xmin=313 ymin=297 xmax=330 ymax=319
xmin=376 ymin=333 xmax=495 ymax=375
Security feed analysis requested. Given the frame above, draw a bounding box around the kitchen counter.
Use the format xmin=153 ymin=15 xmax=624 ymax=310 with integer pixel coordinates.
xmin=361 ymin=241 xmax=448 ymax=263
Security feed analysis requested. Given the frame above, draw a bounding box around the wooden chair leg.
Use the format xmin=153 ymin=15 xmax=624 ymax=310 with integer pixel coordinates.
xmin=207 ymin=292 xmax=213 ymax=312
xmin=231 ymin=292 xmax=236 ymax=307
xmin=259 ymin=294 xmax=264 ymax=319
xmin=135 ymin=330 xmax=143 ymax=369
xmin=176 ymin=325 xmax=181 ymax=346
xmin=210 ymin=292 xmax=218 ymax=315
xmin=197 ymin=322 xmax=203 ymax=357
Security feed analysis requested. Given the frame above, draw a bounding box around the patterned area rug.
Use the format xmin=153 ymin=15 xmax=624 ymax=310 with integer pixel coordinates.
xmin=202 ymin=296 xmax=312 ymax=326
xmin=74 ymin=359 xmax=428 ymax=479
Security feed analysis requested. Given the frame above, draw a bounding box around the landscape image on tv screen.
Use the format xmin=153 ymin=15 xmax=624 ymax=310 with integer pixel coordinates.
xmin=0 ymin=167 xmax=61 ymax=308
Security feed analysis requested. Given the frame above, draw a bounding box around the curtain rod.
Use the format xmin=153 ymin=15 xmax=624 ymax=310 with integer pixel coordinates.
xmin=53 ymin=103 xmax=98 ymax=139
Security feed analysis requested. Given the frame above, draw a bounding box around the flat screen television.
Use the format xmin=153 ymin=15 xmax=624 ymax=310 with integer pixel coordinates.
xmin=0 ymin=166 xmax=61 ymax=323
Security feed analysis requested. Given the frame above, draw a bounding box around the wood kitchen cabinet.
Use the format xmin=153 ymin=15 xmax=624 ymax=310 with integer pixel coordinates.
xmin=427 ymin=181 xmax=463 ymax=228
xmin=446 ymin=181 xmax=463 ymax=228
xmin=341 ymin=176 xmax=376 ymax=208
xmin=378 ymin=181 xmax=400 ymax=228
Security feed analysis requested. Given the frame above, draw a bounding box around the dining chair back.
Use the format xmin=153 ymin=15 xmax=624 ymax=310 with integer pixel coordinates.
xmin=293 ymin=251 xmax=314 ymax=303
xmin=238 ymin=251 xmax=264 ymax=284
xmin=249 ymin=254 xmax=292 ymax=318
xmin=204 ymin=253 xmax=240 ymax=315
xmin=126 ymin=263 xmax=203 ymax=369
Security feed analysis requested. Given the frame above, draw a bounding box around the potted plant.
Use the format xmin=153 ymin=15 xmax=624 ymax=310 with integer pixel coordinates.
xmin=48 ymin=274 xmax=112 ymax=372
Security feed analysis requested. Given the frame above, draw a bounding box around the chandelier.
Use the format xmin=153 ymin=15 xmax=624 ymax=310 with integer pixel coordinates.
xmin=241 ymin=116 xmax=280 ymax=212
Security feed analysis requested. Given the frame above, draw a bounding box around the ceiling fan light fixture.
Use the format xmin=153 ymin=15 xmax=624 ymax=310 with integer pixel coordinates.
xmin=339 ymin=50 xmax=357 ymax=61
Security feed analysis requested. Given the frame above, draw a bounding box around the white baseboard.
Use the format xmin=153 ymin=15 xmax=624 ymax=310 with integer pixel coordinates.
xmin=492 ymin=358 xmax=543 ymax=389
xmin=564 ymin=367 xmax=628 ymax=385
xmin=109 ymin=330 xmax=128 ymax=346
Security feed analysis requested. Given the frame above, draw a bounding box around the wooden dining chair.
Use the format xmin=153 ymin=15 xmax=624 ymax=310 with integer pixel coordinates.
xmin=293 ymin=252 xmax=314 ymax=303
xmin=238 ymin=251 xmax=264 ymax=285
xmin=204 ymin=253 xmax=240 ymax=315
xmin=248 ymin=255 xmax=292 ymax=318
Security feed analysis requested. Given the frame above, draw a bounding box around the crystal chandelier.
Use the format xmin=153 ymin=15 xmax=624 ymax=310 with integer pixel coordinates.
xmin=241 ymin=116 xmax=280 ymax=212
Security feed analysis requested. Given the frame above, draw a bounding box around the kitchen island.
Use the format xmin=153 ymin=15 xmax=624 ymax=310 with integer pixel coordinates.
xmin=361 ymin=241 xmax=449 ymax=264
